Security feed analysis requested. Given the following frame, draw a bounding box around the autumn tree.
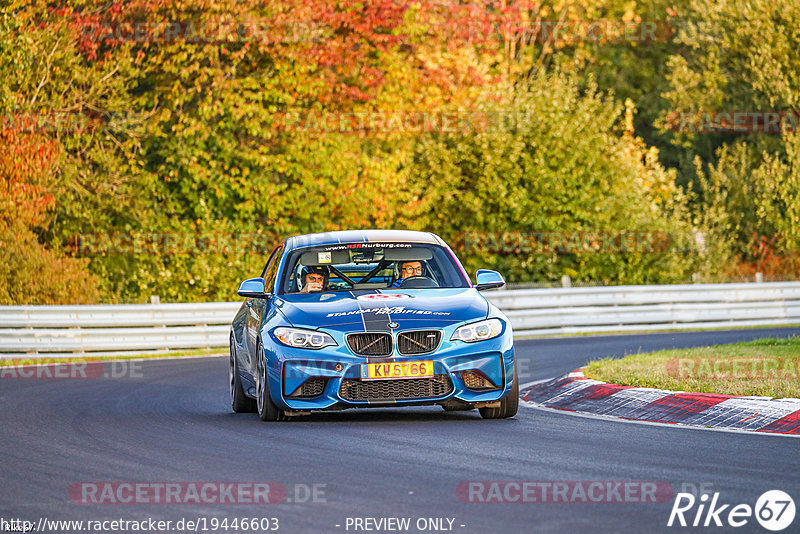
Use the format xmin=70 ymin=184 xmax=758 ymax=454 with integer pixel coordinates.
xmin=400 ymin=74 xmax=695 ymax=284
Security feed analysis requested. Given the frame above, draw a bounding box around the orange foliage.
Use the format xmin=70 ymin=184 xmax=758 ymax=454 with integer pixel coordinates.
xmin=725 ymin=234 xmax=800 ymax=280
xmin=0 ymin=128 xmax=60 ymax=230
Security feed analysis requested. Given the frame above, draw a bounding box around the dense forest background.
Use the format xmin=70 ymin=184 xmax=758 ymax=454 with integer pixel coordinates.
xmin=2 ymin=0 xmax=798 ymax=303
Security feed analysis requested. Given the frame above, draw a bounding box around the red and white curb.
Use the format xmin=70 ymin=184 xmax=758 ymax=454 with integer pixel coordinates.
xmin=520 ymin=369 xmax=800 ymax=436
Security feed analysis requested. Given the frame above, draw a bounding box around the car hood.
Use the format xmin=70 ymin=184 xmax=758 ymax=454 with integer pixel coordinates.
xmin=273 ymin=288 xmax=488 ymax=332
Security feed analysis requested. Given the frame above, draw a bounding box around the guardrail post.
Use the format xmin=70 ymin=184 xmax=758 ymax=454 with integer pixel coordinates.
xmin=755 ymin=272 xmax=764 ymax=283
xmin=561 ymin=275 xmax=571 ymax=288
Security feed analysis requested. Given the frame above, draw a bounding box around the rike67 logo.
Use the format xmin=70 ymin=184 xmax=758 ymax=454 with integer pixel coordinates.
xmin=668 ymin=490 xmax=795 ymax=531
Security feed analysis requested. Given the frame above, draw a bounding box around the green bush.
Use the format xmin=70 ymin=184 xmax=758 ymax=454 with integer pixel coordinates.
xmin=0 ymin=223 xmax=100 ymax=305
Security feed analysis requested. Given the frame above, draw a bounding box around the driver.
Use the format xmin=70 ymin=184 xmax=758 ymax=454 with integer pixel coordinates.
xmin=390 ymin=261 xmax=423 ymax=288
xmin=299 ymin=265 xmax=329 ymax=293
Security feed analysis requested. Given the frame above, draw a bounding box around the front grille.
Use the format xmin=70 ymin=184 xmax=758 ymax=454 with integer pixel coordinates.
xmin=339 ymin=375 xmax=453 ymax=402
xmin=397 ymin=330 xmax=441 ymax=355
xmin=289 ymin=378 xmax=327 ymax=397
xmin=346 ymin=333 xmax=392 ymax=356
xmin=461 ymin=370 xmax=498 ymax=390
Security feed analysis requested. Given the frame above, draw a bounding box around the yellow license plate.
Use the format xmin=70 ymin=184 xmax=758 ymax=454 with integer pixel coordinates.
xmin=361 ymin=361 xmax=434 ymax=380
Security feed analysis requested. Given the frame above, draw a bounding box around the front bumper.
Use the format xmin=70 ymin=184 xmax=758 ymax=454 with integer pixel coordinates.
xmin=261 ymin=325 xmax=515 ymax=411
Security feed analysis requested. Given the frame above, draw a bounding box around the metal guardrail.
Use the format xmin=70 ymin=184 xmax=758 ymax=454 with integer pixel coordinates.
xmin=0 ymin=303 xmax=240 ymax=357
xmin=490 ymin=282 xmax=800 ymax=335
xmin=2 ymin=282 xmax=799 ymax=357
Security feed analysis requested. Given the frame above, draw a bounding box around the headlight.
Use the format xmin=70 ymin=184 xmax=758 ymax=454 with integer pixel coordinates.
xmin=450 ymin=318 xmax=504 ymax=343
xmin=273 ymin=327 xmax=337 ymax=349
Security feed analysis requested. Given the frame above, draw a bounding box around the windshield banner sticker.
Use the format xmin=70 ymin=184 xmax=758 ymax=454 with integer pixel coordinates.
xmin=323 ymin=242 xmax=412 ymax=252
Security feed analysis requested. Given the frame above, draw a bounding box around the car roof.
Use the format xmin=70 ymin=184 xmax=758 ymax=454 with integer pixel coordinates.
xmin=285 ymin=230 xmax=443 ymax=251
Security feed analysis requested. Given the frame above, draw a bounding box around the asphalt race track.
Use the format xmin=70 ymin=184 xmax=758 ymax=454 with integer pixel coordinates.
xmin=2 ymin=327 xmax=799 ymax=534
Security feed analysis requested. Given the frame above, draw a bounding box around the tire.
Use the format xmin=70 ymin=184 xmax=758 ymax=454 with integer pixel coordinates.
xmin=256 ymin=340 xmax=285 ymax=422
xmin=479 ymin=364 xmax=519 ymax=419
xmin=230 ymin=336 xmax=256 ymax=413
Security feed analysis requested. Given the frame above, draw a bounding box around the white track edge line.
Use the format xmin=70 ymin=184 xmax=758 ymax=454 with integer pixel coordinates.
xmin=520 ymin=399 xmax=800 ymax=439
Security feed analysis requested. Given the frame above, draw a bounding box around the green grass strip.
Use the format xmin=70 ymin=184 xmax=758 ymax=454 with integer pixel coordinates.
xmin=584 ymin=337 xmax=800 ymax=398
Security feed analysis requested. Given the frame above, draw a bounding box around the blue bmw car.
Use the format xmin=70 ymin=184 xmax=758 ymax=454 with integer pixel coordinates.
xmin=229 ymin=230 xmax=518 ymax=421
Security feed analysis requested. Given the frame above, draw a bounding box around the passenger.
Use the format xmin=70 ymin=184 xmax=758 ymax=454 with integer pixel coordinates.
xmin=390 ymin=261 xmax=423 ymax=288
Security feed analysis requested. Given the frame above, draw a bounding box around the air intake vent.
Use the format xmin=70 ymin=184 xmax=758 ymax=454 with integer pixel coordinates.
xmin=397 ymin=330 xmax=441 ymax=355
xmin=346 ymin=333 xmax=392 ymax=356
xmin=289 ymin=378 xmax=327 ymax=397
xmin=339 ymin=375 xmax=453 ymax=402
xmin=461 ymin=370 xmax=498 ymax=390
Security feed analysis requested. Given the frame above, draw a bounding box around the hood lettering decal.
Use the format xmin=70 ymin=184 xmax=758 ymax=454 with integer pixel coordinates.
xmin=326 ymin=306 xmax=451 ymax=318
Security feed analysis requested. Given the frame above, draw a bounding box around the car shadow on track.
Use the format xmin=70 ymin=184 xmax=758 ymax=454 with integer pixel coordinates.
xmin=215 ymin=407 xmax=522 ymax=424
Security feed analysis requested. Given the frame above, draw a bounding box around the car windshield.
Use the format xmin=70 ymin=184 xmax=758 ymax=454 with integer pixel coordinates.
xmin=279 ymin=242 xmax=470 ymax=294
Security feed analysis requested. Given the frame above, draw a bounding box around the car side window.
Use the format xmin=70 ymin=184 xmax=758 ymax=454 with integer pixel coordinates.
xmin=261 ymin=245 xmax=284 ymax=294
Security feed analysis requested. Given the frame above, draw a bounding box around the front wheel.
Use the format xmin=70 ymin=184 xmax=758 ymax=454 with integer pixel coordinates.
xmin=230 ymin=336 xmax=256 ymax=413
xmin=479 ymin=365 xmax=519 ymax=419
xmin=256 ymin=341 xmax=285 ymax=422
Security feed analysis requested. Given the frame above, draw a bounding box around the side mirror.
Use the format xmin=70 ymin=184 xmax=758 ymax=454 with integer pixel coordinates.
xmin=237 ymin=278 xmax=269 ymax=298
xmin=475 ymin=269 xmax=505 ymax=291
